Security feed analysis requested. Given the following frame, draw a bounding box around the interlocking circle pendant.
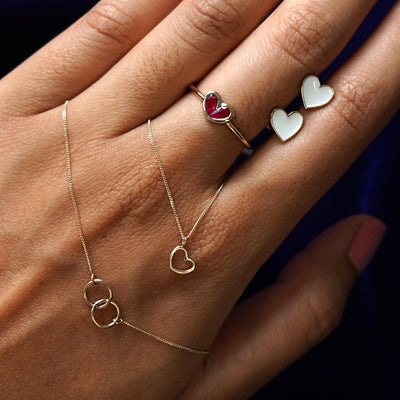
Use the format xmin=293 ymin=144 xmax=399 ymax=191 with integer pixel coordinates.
xmin=169 ymin=246 xmax=196 ymax=275
xmin=84 ymin=278 xmax=121 ymax=328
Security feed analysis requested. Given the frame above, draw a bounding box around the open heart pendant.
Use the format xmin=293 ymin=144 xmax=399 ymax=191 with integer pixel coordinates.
xmin=169 ymin=246 xmax=196 ymax=275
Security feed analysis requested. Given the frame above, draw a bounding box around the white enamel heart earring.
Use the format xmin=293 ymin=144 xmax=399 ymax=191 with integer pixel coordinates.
xmin=270 ymin=108 xmax=304 ymax=142
xmin=270 ymin=75 xmax=334 ymax=142
xmin=301 ymin=75 xmax=334 ymax=109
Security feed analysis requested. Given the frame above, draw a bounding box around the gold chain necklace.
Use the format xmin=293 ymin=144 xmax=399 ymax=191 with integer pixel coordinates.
xmin=63 ymin=101 xmax=209 ymax=355
xmin=147 ymin=119 xmax=227 ymax=274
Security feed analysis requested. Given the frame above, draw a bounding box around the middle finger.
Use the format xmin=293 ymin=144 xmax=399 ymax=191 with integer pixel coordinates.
xmin=71 ymin=0 xmax=279 ymax=137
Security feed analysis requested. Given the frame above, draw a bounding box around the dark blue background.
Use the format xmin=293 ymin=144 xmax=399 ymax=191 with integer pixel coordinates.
xmin=1 ymin=1 xmax=399 ymax=399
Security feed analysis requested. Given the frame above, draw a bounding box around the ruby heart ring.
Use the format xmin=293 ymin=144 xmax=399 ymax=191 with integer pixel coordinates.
xmin=189 ymin=84 xmax=251 ymax=149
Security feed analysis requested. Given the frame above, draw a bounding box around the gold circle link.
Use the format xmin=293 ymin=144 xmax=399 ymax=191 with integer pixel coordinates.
xmin=83 ymin=279 xmax=113 ymax=309
xmin=90 ymin=299 xmax=121 ymax=329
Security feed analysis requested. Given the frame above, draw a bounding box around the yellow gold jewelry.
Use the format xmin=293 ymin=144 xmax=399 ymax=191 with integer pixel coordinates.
xmin=63 ymin=101 xmax=209 ymax=355
xmin=189 ymin=84 xmax=251 ymax=149
xmin=147 ymin=119 xmax=227 ymax=275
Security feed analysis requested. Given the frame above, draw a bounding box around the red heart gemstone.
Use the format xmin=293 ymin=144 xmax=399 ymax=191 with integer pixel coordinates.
xmin=205 ymin=94 xmax=218 ymax=114
xmin=204 ymin=94 xmax=231 ymax=120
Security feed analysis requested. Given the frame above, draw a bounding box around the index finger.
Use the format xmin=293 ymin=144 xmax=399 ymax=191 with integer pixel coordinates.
xmin=0 ymin=0 xmax=181 ymax=116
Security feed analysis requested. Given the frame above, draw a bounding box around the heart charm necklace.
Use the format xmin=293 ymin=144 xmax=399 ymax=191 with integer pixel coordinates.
xmin=147 ymin=119 xmax=227 ymax=275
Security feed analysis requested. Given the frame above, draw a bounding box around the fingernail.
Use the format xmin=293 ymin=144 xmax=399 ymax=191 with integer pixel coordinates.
xmin=348 ymin=218 xmax=387 ymax=272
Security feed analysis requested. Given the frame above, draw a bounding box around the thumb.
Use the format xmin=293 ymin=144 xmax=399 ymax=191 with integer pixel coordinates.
xmin=180 ymin=215 xmax=386 ymax=400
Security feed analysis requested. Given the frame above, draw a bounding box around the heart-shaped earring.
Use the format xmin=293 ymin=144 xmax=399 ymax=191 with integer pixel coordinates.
xmin=169 ymin=246 xmax=196 ymax=275
xmin=301 ymin=75 xmax=334 ymax=109
xmin=270 ymin=108 xmax=304 ymax=142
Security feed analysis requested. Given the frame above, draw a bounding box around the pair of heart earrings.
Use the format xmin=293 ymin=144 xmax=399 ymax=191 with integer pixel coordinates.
xmin=270 ymin=75 xmax=335 ymax=142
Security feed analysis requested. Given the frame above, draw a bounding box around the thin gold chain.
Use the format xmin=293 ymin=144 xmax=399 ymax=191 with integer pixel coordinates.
xmin=63 ymin=101 xmax=95 ymax=280
xmin=62 ymin=101 xmax=209 ymax=355
xmin=121 ymin=320 xmax=206 ymax=354
xmin=147 ymin=119 xmax=226 ymax=246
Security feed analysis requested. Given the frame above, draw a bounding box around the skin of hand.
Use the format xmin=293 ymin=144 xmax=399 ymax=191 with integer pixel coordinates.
xmin=0 ymin=0 xmax=398 ymax=399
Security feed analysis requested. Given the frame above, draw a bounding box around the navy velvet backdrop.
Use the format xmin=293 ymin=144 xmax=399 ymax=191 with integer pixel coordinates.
xmin=1 ymin=1 xmax=399 ymax=399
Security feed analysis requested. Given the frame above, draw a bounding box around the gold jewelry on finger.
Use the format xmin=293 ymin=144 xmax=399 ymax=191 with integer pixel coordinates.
xmin=189 ymin=84 xmax=251 ymax=149
xmin=62 ymin=101 xmax=209 ymax=355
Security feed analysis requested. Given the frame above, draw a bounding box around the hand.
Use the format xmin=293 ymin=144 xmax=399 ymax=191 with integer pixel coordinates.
xmin=0 ymin=0 xmax=398 ymax=399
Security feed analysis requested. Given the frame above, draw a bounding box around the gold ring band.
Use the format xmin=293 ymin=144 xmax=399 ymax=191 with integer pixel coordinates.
xmin=189 ymin=85 xmax=251 ymax=149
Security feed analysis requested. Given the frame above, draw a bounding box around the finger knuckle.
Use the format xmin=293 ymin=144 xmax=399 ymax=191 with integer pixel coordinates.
xmin=331 ymin=73 xmax=381 ymax=139
xmin=236 ymin=89 xmax=268 ymax=132
xmin=270 ymin=1 xmax=336 ymax=69
xmin=304 ymin=288 xmax=344 ymax=346
xmin=191 ymin=194 xmax=247 ymax=278
xmin=139 ymin=38 xmax=182 ymax=91
xmin=192 ymin=213 xmax=230 ymax=263
xmin=181 ymin=0 xmax=243 ymax=48
xmin=111 ymin=161 xmax=166 ymax=227
xmin=84 ymin=1 xmax=137 ymax=47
